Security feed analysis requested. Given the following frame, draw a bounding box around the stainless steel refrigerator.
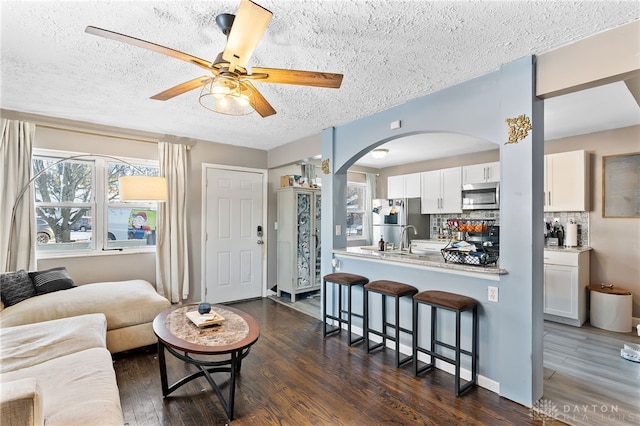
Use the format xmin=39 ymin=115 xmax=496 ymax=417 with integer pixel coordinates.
xmin=372 ymin=198 xmax=430 ymax=248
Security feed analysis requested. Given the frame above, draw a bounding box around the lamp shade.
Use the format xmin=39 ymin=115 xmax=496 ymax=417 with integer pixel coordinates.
xmin=119 ymin=176 xmax=167 ymax=202
xmin=199 ymin=75 xmax=255 ymax=116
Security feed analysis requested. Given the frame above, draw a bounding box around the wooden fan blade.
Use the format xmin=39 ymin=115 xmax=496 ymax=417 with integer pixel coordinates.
xmin=248 ymin=67 xmax=343 ymax=88
xmin=243 ymin=81 xmax=276 ymax=117
xmin=150 ymin=76 xmax=213 ymax=101
xmin=85 ymin=26 xmax=213 ymax=72
xmin=222 ymin=0 xmax=272 ymax=71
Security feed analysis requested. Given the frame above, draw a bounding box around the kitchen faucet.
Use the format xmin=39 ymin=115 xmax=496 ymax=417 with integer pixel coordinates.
xmin=399 ymin=225 xmax=417 ymax=252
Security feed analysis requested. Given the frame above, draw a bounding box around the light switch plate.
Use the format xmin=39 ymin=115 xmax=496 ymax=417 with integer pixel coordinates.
xmin=335 ymin=225 xmax=341 ymax=235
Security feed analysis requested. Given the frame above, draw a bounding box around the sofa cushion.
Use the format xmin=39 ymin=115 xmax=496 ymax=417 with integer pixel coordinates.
xmin=28 ymin=267 xmax=75 ymax=295
xmin=0 ymin=270 xmax=35 ymax=307
xmin=0 ymin=347 xmax=123 ymax=426
xmin=0 ymin=314 xmax=107 ymax=374
xmin=0 ymin=280 xmax=170 ymax=331
xmin=0 ymin=377 xmax=44 ymax=426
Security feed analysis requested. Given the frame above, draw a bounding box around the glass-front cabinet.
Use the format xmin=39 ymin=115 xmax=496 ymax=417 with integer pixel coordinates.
xmin=276 ymin=187 xmax=321 ymax=302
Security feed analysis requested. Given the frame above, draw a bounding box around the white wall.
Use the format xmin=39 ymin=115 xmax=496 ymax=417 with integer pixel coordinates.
xmin=21 ymin=118 xmax=268 ymax=301
xmin=545 ymin=125 xmax=640 ymax=317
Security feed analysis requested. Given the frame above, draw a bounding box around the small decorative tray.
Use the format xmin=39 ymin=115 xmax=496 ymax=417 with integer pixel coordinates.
xmin=186 ymin=310 xmax=225 ymax=328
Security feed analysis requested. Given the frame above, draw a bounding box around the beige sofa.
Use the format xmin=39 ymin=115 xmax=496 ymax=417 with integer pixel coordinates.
xmin=0 ymin=279 xmax=171 ymax=353
xmin=0 ymin=314 xmax=123 ymax=425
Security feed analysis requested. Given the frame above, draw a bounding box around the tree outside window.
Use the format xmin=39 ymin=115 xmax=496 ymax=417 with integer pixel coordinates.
xmin=32 ymin=153 xmax=159 ymax=253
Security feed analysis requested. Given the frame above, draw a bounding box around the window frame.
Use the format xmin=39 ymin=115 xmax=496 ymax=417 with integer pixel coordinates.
xmin=33 ymin=149 xmax=160 ymax=258
xmin=346 ymin=181 xmax=369 ymax=242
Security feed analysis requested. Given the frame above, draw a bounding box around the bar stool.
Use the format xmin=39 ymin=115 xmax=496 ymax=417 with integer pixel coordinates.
xmin=412 ymin=290 xmax=478 ymax=397
xmin=323 ymin=273 xmax=369 ymax=346
xmin=363 ymin=280 xmax=418 ymax=367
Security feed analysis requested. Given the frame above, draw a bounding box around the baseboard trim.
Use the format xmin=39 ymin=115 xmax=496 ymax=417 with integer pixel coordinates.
xmin=331 ymin=321 xmax=500 ymax=395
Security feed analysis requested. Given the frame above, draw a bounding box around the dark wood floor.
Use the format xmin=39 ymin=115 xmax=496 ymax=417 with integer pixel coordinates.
xmin=114 ymin=298 xmax=547 ymax=425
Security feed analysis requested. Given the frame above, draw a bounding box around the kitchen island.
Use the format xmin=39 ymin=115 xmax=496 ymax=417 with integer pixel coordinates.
xmin=333 ymin=246 xmax=508 ymax=281
xmin=327 ymin=245 xmax=510 ymax=395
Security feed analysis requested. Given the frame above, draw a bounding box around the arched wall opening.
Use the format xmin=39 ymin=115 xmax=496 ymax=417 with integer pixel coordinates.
xmin=321 ymin=56 xmax=544 ymax=407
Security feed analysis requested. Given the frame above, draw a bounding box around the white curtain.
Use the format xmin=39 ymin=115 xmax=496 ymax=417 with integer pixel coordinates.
xmin=1 ymin=119 xmax=36 ymax=272
xmin=156 ymin=142 xmax=189 ymax=302
xmin=365 ymin=172 xmax=377 ymax=245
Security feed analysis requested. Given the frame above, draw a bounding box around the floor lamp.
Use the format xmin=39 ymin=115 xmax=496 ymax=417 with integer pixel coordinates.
xmin=6 ymin=153 xmax=167 ymax=269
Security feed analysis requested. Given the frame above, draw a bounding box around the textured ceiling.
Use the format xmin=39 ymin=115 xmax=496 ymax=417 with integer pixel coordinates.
xmin=1 ymin=1 xmax=638 ymax=151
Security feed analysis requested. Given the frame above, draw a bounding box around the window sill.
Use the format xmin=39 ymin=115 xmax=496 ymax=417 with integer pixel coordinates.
xmin=36 ymin=247 xmax=156 ymax=260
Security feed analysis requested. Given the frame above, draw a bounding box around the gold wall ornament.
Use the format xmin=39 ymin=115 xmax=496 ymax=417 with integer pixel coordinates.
xmin=321 ymin=158 xmax=330 ymax=175
xmin=505 ymin=114 xmax=532 ymax=144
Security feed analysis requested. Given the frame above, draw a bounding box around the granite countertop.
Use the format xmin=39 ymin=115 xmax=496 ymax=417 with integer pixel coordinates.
xmin=333 ymin=247 xmax=508 ymax=276
xmin=543 ymin=246 xmax=592 ymax=253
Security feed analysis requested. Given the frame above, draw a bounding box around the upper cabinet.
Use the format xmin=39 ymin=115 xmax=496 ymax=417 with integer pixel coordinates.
xmin=544 ymin=150 xmax=589 ymax=212
xmin=462 ymin=161 xmax=500 ymax=184
xmin=387 ymin=172 xmax=421 ymax=199
xmin=420 ymin=167 xmax=462 ymax=214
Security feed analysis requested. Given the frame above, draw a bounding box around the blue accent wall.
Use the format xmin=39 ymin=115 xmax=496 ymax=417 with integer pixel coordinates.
xmin=321 ymin=56 xmax=543 ymax=406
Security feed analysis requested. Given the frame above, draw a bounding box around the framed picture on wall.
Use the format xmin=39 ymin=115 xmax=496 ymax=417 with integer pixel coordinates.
xmin=602 ymin=152 xmax=640 ymax=218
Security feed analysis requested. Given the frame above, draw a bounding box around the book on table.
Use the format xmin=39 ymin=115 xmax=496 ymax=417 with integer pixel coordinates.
xmin=186 ymin=310 xmax=225 ymax=328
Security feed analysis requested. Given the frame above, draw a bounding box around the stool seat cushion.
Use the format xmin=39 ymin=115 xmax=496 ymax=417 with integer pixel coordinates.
xmin=365 ymin=280 xmax=418 ymax=297
xmin=414 ymin=290 xmax=478 ymax=311
xmin=323 ymin=273 xmax=369 ymax=286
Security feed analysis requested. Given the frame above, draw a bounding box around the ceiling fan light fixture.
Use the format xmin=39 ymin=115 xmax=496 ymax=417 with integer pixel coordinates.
xmin=199 ymin=74 xmax=254 ymax=116
xmin=371 ymin=148 xmax=389 ymax=159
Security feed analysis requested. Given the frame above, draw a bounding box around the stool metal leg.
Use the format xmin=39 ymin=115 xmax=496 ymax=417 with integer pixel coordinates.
xmin=381 ymin=294 xmax=387 ymax=346
xmin=323 ymin=281 xmax=342 ymax=337
xmin=413 ymin=299 xmax=419 ymax=376
xmin=472 ymin=305 xmax=478 ymax=384
xmin=394 ymin=295 xmax=400 ymax=368
xmin=363 ymin=287 xmax=369 ymax=349
xmin=455 ymin=309 xmax=462 ymax=397
xmin=349 ymin=285 xmax=364 ymax=346
xmin=322 ymin=279 xmax=329 ymax=336
xmin=366 ymin=291 xmax=385 ymax=353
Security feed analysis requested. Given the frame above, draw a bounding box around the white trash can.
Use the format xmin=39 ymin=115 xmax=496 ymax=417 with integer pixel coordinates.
xmin=588 ymin=284 xmax=632 ymax=333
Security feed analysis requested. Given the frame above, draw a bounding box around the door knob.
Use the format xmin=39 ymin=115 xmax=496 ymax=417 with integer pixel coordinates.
xmin=257 ymin=240 xmax=264 ymax=245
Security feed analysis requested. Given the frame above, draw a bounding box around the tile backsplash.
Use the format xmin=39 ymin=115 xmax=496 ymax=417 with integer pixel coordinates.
xmin=544 ymin=211 xmax=589 ymax=247
xmin=430 ymin=210 xmax=500 ymax=239
xmin=428 ymin=210 xmax=590 ymax=247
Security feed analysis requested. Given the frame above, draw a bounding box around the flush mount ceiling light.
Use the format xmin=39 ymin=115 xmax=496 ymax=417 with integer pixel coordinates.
xmin=199 ymin=74 xmax=255 ymax=116
xmin=371 ymin=148 xmax=389 ymax=159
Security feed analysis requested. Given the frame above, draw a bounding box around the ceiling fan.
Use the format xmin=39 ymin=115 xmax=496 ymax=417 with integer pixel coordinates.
xmin=85 ymin=0 xmax=343 ymax=117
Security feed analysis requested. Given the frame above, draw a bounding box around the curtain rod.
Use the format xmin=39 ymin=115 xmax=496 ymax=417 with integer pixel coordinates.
xmin=37 ymin=124 xmax=191 ymax=150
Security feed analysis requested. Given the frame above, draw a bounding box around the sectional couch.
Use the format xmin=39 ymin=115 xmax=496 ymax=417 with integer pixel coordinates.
xmin=0 ymin=268 xmax=172 ymax=424
xmin=0 ymin=268 xmax=171 ymax=353
xmin=0 ymin=314 xmax=124 ymax=425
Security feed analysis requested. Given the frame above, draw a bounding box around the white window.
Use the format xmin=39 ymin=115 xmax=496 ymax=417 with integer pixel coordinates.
xmin=346 ymin=182 xmax=368 ymax=241
xmin=33 ymin=150 xmax=159 ymax=255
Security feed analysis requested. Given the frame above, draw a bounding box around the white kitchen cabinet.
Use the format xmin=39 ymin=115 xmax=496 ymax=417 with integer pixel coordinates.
xmin=387 ymin=172 xmax=421 ymax=199
xmin=543 ymin=249 xmax=590 ymax=326
xmin=276 ymin=187 xmax=321 ymax=302
xmin=544 ymin=150 xmax=589 ymax=212
xmin=462 ymin=161 xmax=500 ymax=184
xmin=420 ymin=167 xmax=462 ymax=214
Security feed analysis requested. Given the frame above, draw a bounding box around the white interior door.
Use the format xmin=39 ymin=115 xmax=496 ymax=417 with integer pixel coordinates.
xmin=204 ymin=167 xmax=265 ymax=303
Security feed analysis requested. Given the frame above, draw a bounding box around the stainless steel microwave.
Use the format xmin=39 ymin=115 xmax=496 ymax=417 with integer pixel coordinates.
xmin=461 ymin=182 xmax=499 ymax=210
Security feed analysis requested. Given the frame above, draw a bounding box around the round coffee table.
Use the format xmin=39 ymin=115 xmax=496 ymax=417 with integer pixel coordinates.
xmin=153 ymin=304 xmax=260 ymax=421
